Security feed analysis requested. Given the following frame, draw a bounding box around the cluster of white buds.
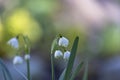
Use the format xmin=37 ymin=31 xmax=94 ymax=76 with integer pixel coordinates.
xmin=7 ymin=37 xmax=19 ymax=49
xmin=13 ymin=54 xmax=31 ymax=65
xmin=54 ymin=36 xmax=71 ymax=60
xmin=7 ymin=36 xmax=31 ymax=65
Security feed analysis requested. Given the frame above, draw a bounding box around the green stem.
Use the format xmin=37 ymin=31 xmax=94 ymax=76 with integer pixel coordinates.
xmin=26 ymin=59 xmax=31 ymax=80
xmin=51 ymin=53 xmax=55 ymax=80
xmin=82 ymin=61 xmax=88 ymax=80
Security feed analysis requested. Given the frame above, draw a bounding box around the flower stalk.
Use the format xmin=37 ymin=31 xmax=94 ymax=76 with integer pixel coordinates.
xmin=8 ymin=35 xmax=31 ymax=80
xmin=51 ymin=53 xmax=55 ymax=80
xmin=51 ymin=35 xmax=70 ymax=80
xmin=26 ymin=58 xmax=31 ymax=80
xmin=24 ymin=37 xmax=31 ymax=80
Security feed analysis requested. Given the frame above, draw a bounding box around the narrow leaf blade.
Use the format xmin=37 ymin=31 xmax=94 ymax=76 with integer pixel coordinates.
xmin=64 ymin=36 xmax=79 ymax=80
xmin=82 ymin=61 xmax=88 ymax=80
xmin=2 ymin=69 xmax=7 ymax=80
xmin=70 ymin=61 xmax=84 ymax=80
xmin=59 ymin=68 xmax=66 ymax=80
xmin=0 ymin=59 xmax=13 ymax=80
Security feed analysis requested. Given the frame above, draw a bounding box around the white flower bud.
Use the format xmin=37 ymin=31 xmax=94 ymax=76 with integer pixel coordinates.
xmin=7 ymin=37 xmax=19 ymax=49
xmin=54 ymin=50 xmax=63 ymax=58
xmin=24 ymin=54 xmax=30 ymax=60
xmin=13 ymin=56 xmax=23 ymax=65
xmin=58 ymin=37 xmax=69 ymax=47
xmin=63 ymin=51 xmax=71 ymax=60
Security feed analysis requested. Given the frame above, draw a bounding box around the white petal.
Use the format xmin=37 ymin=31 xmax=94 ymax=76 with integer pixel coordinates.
xmin=58 ymin=37 xmax=69 ymax=47
xmin=24 ymin=54 xmax=30 ymax=60
xmin=13 ymin=56 xmax=23 ymax=65
xmin=63 ymin=51 xmax=71 ymax=60
xmin=54 ymin=50 xmax=63 ymax=58
xmin=7 ymin=37 xmax=19 ymax=49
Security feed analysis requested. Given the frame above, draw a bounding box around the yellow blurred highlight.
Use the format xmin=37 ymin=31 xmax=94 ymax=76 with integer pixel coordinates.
xmin=0 ymin=20 xmax=3 ymax=42
xmin=5 ymin=8 xmax=42 ymax=44
xmin=0 ymin=8 xmax=43 ymax=57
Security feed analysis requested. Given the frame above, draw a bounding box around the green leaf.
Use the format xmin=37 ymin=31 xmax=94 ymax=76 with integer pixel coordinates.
xmin=51 ymin=53 xmax=55 ymax=80
xmin=59 ymin=68 xmax=66 ymax=80
xmin=0 ymin=58 xmax=13 ymax=80
xmin=82 ymin=61 xmax=88 ymax=80
xmin=64 ymin=36 xmax=79 ymax=80
xmin=70 ymin=61 xmax=84 ymax=80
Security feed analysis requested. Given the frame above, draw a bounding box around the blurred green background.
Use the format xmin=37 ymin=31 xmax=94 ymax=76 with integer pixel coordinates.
xmin=0 ymin=0 xmax=120 ymax=80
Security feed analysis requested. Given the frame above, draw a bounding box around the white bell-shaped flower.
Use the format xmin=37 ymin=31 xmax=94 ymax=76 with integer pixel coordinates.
xmin=13 ymin=56 xmax=23 ymax=65
xmin=7 ymin=37 xmax=19 ymax=49
xmin=54 ymin=50 xmax=63 ymax=58
xmin=58 ymin=37 xmax=69 ymax=47
xmin=63 ymin=51 xmax=71 ymax=60
xmin=24 ymin=54 xmax=30 ymax=60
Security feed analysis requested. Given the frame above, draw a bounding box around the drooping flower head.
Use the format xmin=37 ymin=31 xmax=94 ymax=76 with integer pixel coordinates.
xmin=51 ymin=34 xmax=70 ymax=60
xmin=7 ymin=37 xmax=19 ymax=49
xmin=24 ymin=54 xmax=31 ymax=60
xmin=54 ymin=50 xmax=63 ymax=58
xmin=13 ymin=56 xmax=23 ymax=65
xmin=58 ymin=36 xmax=69 ymax=47
xmin=63 ymin=51 xmax=71 ymax=60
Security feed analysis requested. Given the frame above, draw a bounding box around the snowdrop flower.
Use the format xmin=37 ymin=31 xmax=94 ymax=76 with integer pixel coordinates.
xmin=63 ymin=51 xmax=71 ymax=60
xmin=54 ymin=50 xmax=63 ymax=58
xmin=13 ymin=56 xmax=23 ymax=65
xmin=58 ymin=37 xmax=69 ymax=47
xmin=7 ymin=37 xmax=19 ymax=49
xmin=24 ymin=54 xmax=30 ymax=60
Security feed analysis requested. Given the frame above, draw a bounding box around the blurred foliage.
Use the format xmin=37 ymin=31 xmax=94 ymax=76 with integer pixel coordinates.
xmin=36 ymin=15 xmax=56 ymax=56
xmin=5 ymin=8 xmax=42 ymax=43
xmin=102 ymin=24 xmax=120 ymax=54
xmin=25 ymin=0 xmax=60 ymax=15
xmin=0 ymin=0 xmax=120 ymax=58
xmin=0 ymin=20 xmax=3 ymax=43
